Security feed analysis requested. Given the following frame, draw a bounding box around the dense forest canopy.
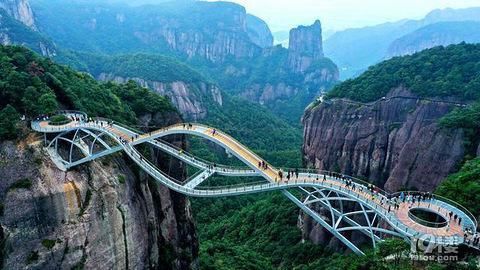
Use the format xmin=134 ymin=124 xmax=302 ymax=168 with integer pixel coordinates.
xmin=56 ymin=51 xmax=209 ymax=83
xmin=0 ymin=45 xmax=176 ymax=140
xmin=327 ymin=43 xmax=480 ymax=102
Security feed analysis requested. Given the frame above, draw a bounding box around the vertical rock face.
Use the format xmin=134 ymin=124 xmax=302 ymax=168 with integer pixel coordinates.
xmin=0 ymin=113 xmax=199 ymax=269
xmin=302 ymin=87 xmax=465 ymax=191
xmin=0 ymin=0 xmax=36 ymax=29
xmin=234 ymin=20 xmax=337 ymax=119
xmin=287 ymin=20 xmax=324 ymax=73
xmin=97 ymin=73 xmax=222 ymax=121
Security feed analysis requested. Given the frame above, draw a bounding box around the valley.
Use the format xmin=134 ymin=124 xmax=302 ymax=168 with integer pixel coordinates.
xmin=0 ymin=0 xmax=479 ymax=269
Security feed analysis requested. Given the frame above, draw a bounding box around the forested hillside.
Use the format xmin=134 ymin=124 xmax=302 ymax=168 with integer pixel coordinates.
xmin=327 ymin=43 xmax=480 ymax=102
xmin=0 ymin=45 xmax=176 ymax=140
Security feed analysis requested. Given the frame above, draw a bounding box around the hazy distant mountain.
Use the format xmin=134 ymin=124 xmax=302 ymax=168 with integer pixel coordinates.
xmin=387 ymin=21 xmax=480 ymax=58
xmin=324 ymin=7 xmax=480 ymax=79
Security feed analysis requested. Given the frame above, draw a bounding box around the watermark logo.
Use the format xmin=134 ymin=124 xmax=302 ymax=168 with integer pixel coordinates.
xmin=410 ymin=234 xmax=458 ymax=262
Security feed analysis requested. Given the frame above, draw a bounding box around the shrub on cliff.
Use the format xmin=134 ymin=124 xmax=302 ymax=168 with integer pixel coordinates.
xmin=0 ymin=105 xmax=20 ymax=140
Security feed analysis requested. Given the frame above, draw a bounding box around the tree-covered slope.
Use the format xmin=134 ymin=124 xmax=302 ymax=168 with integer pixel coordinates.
xmin=0 ymin=45 xmax=176 ymax=139
xmin=56 ymin=50 xmax=209 ymax=84
xmin=326 ymin=43 xmax=480 ymax=103
xmin=31 ymin=0 xmax=260 ymax=59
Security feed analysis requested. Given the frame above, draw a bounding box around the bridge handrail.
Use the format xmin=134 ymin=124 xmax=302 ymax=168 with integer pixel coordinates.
xmin=122 ymin=142 xmax=185 ymax=186
xmin=392 ymin=191 xmax=478 ymax=229
xmin=171 ymin=123 xmax=274 ymax=170
xmin=91 ymin=117 xmax=257 ymax=174
xmin=195 ymin=180 xmax=270 ymax=190
xmin=153 ymin=139 xmax=255 ymax=173
xmin=55 ymin=110 xmax=88 ymax=118
xmin=278 ymin=167 xmax=391 ymax=198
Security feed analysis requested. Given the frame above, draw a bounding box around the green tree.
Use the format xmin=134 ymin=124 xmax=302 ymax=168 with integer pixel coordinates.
xmin=0 ymin=104 xmax=20 ymax=140
xmin=38 ymin=92 xmax=58 ymax=114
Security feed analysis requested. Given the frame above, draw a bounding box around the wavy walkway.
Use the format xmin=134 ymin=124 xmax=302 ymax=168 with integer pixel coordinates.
xmin=32 ymin=112 xmax=479 ymax=255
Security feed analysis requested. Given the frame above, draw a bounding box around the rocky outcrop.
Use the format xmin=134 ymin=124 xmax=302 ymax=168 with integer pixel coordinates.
xmin=97 ymin=73 xmax=223 ymax=121
xmin=0 ymin=114 xmax=198 ymax=269
xmin=302 ymin=87 xmax=465 ymax=191
xmin=240 ymin=67 xmax=337 ymax=106
xmin=237 ymin=21 xmax=338 ymax=116
xmin=246 ymin=14 xmax=273 ymax=48
xmin=287 ymin=20 xmax=323 ymax=73
xmin=0 ymin=0 xmax=35 ymax=29
xmin=241 ymin=82 xmax=298 ymax=105
xmin=154 ymin=2 xmax=262 ymax=63
xmin=151 ymin=27 xmax=260 ymax=63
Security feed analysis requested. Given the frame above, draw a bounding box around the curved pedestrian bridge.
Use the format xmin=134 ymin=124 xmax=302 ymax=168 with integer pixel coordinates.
xmin=32 ymin=111 xmax=479 ymax=255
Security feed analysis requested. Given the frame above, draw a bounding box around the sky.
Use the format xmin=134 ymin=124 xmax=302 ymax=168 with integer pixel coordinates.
xmin=207 ymin=0 xmax=480 ymax=32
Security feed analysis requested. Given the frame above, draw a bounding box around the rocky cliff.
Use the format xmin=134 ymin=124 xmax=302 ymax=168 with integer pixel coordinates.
xmin=32 ymin=1 xmax=266 ymax=63
xmin=300 ymin=87 xmax=467 ymax=248
xmin=97 ymin=73 xmax=222 ymax=121
xmin=0 ymin=2 xmax=55 ymax=57
xmin=287 ymin=20 xmax=324 ymax=73
xmin=303 ymin=87 xmax=465 ymax=191
xmin=235 ymin=21 xmax=337 ymax=122
xmin=0 ymin=0 xmax=35 ymax=29
xmin=0 ymin=113 xmax=199 ymax=269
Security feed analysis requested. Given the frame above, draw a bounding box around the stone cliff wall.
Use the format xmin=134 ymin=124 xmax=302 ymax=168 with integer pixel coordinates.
xmin=0 ymin=113 xmax=198 ymax=269
xmin=97 ymin=73 xmax=223 ymax=121
xmin=303 ymin=87 xmax=465 ymax=191
xmin=287 ymin=20 xmax=323 ymax=73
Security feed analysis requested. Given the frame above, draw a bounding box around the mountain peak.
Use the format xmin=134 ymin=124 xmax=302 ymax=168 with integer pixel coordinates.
xmin=287 ymin=20 xmax=324 ymax=73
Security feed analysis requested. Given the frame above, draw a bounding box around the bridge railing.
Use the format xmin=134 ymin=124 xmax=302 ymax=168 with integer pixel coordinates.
xmin=168 ymin=122 xmax=273 ymax=170
xmin=122 ymin=142 xmax=186 ymax=186
xmin=195 ymin=179 xmax=270 ymax=190
xmin=152 ymin=139 xmax=255 ymax=173
xmin=277 ymin=167 xmax=391 ymax=197
xmin=392 ymin=191 xmax=478 ymax=230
